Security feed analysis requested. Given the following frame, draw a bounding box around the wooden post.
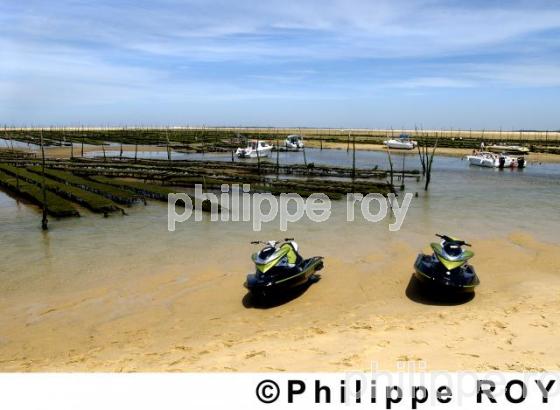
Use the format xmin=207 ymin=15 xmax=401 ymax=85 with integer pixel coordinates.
xmin=201 ymin=126 xmax=206 ymax=155
xmin=120 ymin=128 xmax=124 ymax=159
xmin=400 ymin=151 xmax=405 ymax=190
xmin=13 ymin=126 xmax=19 ymax=189
xmin=165 ymin=127 xmax=172 ymax=161
xmin=276 ymin=132 xmax=280 ymax=180
xmin=134 ymin=138 xmax=138 ymax=162
xmin=386 ymin=146 xmax=394 ymax=188
xmin=424 ymin=132 xmax=439 ymax=191
xmin=2 ymin=126 xmax=6 ymax=149
xmin=414 ymin=127 xmax=424 ymax=176
xmin=300 ymin=128 xmax=308 ymax=171
xmin=256 ymin=136 xmax=261 ymax=175
xmin=9 ymin=128 xmax=15 ymax=152
xmin=39 ymin=129 xmax=48 ymax=230
xmin=231 ymin=133 xmax=235 ymax=163
xmin=352 ymin=134 xmax=356 ymax=191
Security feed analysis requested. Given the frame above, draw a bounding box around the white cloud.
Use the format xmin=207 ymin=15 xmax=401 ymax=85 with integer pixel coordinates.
xmin=1 ymin=0 xmax=560 ymax=126
xmin=388 ymin=77 xmax=476 ymax=89
xmin=464 ymin=63 xmax=560 ymax=87
xmin=4 ymin=1 xmax=560 ymax=61
xmin=381 ymin=63 xmax=560 ymax=89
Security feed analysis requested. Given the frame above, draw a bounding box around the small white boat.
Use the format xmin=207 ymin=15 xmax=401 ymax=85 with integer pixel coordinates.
xmin=235 ymin=140 xmax=273 ymax=158
xmin=383 ymin=134 xmax=417 ymax=150
xmin=284 ymin=134 xmax=304 ymax=150
xmin=466 ymin=152 xmax=526 ymax=168
xmin=487 ymin=144 xmax=529 ymax=154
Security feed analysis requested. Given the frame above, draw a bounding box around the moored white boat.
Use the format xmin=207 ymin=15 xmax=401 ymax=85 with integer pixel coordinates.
xmin=383 ymin=134 xmax=417 ymax=150
xmin=284 ymin=134 xmax=304 ymax=150
xmin=466 ymin=151 xmax=526 ymax=168
xmin=487 ymin=144 xmax=530 ymax=154
xmin=235 ymin=140 xmax=273 ymax=158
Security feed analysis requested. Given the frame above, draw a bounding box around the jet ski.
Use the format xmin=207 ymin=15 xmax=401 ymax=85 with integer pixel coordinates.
xmin=244 ymin=238 xmax=323 ymax=298
xmin=414 ymin=234 xmax=480 ymax=293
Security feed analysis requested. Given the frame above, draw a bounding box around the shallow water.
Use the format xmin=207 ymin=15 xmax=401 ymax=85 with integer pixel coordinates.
xmin=85 ymin=146 xmax=560 ymax=237
xmin=0 ymin=137 xmax=40 ymax=150
xmin=1 ymin=147 xmax=559 ymax=296
xmin=0 ymin=137 xmax=94 ymax=151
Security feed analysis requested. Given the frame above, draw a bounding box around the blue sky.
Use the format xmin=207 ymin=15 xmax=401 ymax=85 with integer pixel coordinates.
xmin=1 ymin=0 xmax=559 ymax=129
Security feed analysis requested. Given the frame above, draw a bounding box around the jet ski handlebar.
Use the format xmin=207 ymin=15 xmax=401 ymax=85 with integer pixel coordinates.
xmin=250 ymin=238 xmax=295 ymax=245
xmin=435 ymin=234 xmax=471 ymax=247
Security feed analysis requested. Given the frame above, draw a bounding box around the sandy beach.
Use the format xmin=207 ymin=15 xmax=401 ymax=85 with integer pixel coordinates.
xmin=1 ymin=142 xmax=559 ymax=373
xmin=1 ymin=230 xmax=559 ymax=372
xmin=2 ymin=0 xmax=560 ymax=384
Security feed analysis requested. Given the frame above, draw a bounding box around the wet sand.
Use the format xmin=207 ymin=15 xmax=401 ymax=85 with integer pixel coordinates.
xmin=1 ymin=227 xmax=559 ymax=372
xmin=1 ymin=146 xmax=559 ymax=372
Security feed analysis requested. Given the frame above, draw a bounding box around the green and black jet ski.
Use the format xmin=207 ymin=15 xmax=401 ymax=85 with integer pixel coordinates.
xmin=414 ymin=234 xmax=480 ymax=293
xmin=244 ymin=239 xmax=323 ymax=298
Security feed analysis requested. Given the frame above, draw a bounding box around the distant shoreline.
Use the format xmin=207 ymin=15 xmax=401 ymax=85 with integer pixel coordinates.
xmin=2 ymin=126 xmax=560 ymax=141
xmin=3 ymin=142 xmax=560 ymax=163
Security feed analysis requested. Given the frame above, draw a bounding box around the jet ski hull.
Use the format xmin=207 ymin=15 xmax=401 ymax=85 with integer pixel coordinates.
xmin=244 ymin=256 xmax=323 ymax=296
xmin=413 ymin=254 xmax=479 ymax=293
